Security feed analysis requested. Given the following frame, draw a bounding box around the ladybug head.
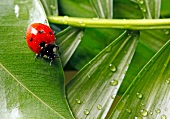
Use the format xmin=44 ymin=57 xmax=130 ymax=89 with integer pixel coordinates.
xmin=39 ymin=42 xmax=59 ymax=65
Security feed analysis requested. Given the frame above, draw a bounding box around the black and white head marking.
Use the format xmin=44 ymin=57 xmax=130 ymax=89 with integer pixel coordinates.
xmin=37 ymin=41 xmax=59 ymax=65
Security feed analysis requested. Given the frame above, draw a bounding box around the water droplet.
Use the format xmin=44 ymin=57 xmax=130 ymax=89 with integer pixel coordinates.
xmin=164 ymin=63 xmax=167 ymax=67
xmin=97 ymin=104 xmax=102 ymax=110
xmin=141 ymin=7 xmax=146 ymax=13
xmin=161 ymin=115 xmax=167 ymax=119
xmin=111 ymin=94 xmax=115 ymax=99
xmin=149 ymin=111 xmax=153 ymax=115
xmin=79 ymin=21 xmax=86 ymax=26
xmin=92 ymin=18 xmax=99 ymax=20
xmin=110 ymin=80 xmax=118 ymax=86
xmin=50 ymin=5 xmax=56 ymax=10
xmin=136 ymin=93 xmax=143 ymax=99
xmin=75 ymin=99 xmax=81 ymax=104
xmin=62 ymin=20 xmax=68 ymax=24
xmin=126 ymin=108 xmax=132 ymax=113
xmin=165 ymin=107 xmax=168 ymax=111
xmin=63 ymin=16 xmax=69 ymax=18
xmin=87 ymin=75 xmax=91 ymax=79
xmin=140 ymin=109 xmax=148 ymax=117
xmin=135 ymin=116 xmax=143 ymax=119
xmin=84 ymin=109 xmax=90 ymax=115
xmin=166 ymin=79 xmax=170 ymax=84
xmin=139 ymin=0 xmax=144 ymax=4
xmin=141 ymin=102 xmax=145 ymax=106
xmin=109 ymin=64 xmax=117 ymax=72
xmin=156 ymin=108 xmax=161 ymax=114
xmin=165 ymin=30 xmax=169 ymax=35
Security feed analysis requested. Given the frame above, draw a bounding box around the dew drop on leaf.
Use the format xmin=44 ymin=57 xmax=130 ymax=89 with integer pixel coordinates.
xmin=79 ymin=21 xmax=86 ymax=26
xmin=126 ymin=108 xmax=132 ymax=114
xmin=92 ymin=18 xmax=99 ymax=20
xmin=109 ymin=64 xmax=117 ymax=72
xmin=136 ymin=93 xmax=143 ymax=99
xmin=63 ymin=16 xmax=69 ymax=18
xmin=165 ymin=30 xmax=169 ymax=35
xmin=155 ymin=108 xmax=161 ymax=114
xmin=50 ymin=5 xmax=56 ymax=10
xmin=111 ymin=94 xmax=115 ymax=99
xmin=84 ymin=109 xmax=90 ymax=115
xmin=161 ymin=115 xmax=167 ymax=119
xmin=149 ymin=111 xmax=153 ymax=115
xmin=165 ymin=107 xmax=168 ymax=111
xmin=137 ymin=0 xmax=144 ymax=4
xmin=62 ymin=20 xmax=68 ymax=24
xmin=75 ymin=99 xmax=81 ymax=104
xmin=97 ymin=104 xmax=102 ymax=110
xmin=166 ymin=79 xmax=170 ymax=84
xmin=140 ymin=109 xmax=148 ymax=117
xmin=141 ymin=102 xmax=145 ymax=106
xmin=141 ymin=7 xmax=146 ymax=13
xmin=110 ymin=80 xmax=118 ymax=86
xmin=139 ymin=1 xmax=144 ymax=4
xmin=135 ymin=116 xmax=143 ymax=119
xmin=87 ymin=75 xmax=91 ymax=79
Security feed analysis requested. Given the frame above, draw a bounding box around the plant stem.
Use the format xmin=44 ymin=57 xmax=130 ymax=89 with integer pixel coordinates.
xmin=48 ymin=16 xmax=170 ymax=30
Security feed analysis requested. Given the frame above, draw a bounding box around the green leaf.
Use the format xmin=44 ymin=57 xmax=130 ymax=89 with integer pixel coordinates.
xmin=40 ymin=0 xmax=58 ymax=16
xmin=119 ymin=29 xmax=170 ymax=95
xmin=89 ymin=0 xmax=113 ymax=18
xmin=69 ymin=28 xmax=124 ymax=70
xmin=113 ymin=0 xmax=143 ymax=19
xmin=66 ymin=30 xmax=139 ymax=118
xmin=56 ymin=27 xmax=84 ymax=67
xmin=56 ymin=0 xmax=170 ymax=96
xmin=58 ymin=0 xmax=96 ymax=17
xmin=132 ymin=0 xmax=161 ymax=19
xmin=109 ymin=39 xmax=170 ymax=118
xmin=161 ymin=0 xmax=170 ymax=17
xmin=0 ymin=0 xmax=73 ymax=118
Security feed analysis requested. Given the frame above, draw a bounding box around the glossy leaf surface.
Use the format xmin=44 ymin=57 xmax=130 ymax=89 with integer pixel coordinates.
xmin=58 ymin=0 xmax=170 ymax=96
xmin=55 ymin=27 xmax=84 ymax=67
xmin=110 ymin=39 xmax=170 ymax=119
xmin=90 ymin=0 xmax=113 ymax=18
xmin=0 ymin=0 xmax=74 ymax=118
xmin=66 ymin=30 xmax=139 ymax=118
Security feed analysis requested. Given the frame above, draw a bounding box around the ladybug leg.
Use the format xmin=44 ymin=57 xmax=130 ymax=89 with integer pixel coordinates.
xmin=50 ymin=60 xmax=53 ymax=66
xmin=35 ymin=53 xmax=40 ymax=59
xmin=54 ymin=45 xmax=61 ymax=55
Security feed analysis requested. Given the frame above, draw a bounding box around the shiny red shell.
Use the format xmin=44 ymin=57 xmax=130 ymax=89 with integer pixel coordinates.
xmin=26 ymin=23 xmax=55 ymax=54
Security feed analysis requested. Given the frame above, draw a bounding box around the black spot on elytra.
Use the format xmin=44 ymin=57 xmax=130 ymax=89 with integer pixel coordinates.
xmin=30 ymin=38 xmax=33 ymax=42
xmin=49 ymin=32 xmax=53 ymax=35
xmin=39 ymin=30 xmax=44 ymax=34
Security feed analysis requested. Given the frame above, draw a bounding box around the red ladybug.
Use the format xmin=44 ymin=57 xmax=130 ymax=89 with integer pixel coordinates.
xmin=26 ymin=23 xmax=59 ymax=65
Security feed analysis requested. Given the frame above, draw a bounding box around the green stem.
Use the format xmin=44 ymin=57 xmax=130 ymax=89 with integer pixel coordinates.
xmin=48 ymin=16 xmax=170 ymax=30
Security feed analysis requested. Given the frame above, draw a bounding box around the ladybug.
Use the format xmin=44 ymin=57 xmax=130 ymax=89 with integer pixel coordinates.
xmin=25 ymin=23 xmax=59 ymax=65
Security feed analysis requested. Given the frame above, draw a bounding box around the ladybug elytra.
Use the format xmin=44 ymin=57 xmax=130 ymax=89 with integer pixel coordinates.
xmin=25 ymin=23 xmax=59 ymax=65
